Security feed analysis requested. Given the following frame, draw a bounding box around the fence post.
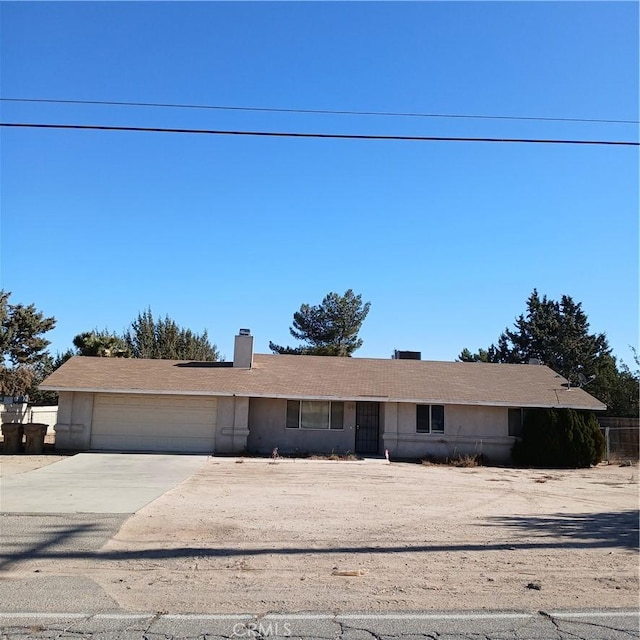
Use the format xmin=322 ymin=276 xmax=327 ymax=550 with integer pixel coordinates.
xmin=605 ymin=426 xmax=610 ymax=462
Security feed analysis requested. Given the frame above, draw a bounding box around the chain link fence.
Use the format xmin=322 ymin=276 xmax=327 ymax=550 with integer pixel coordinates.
xmin=598 ymin=417 xmax=639 ymax=462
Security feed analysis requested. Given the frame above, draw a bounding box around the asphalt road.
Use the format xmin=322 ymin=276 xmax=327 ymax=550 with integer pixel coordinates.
xmin=2 ymin=512 xmax=637 ymax=638
xmin=1 ymin=609 xmax=638 ymax=639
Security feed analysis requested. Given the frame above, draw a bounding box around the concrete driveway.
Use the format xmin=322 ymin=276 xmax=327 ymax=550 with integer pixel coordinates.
xmin=0 ymin=453 xmax=208 ymax=514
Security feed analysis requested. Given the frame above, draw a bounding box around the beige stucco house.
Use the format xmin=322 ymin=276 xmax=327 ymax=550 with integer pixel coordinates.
xmin=40 ymin=331 xmax=606 ymax=463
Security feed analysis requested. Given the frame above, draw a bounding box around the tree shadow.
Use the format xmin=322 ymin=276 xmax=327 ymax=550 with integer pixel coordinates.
xmin=0 ymin=514 xmax=128 ymax=571
xmin=485 ymin=510 xmax=639 ymax=552
xmin=0 ymin=523 xmax=100 ymax=571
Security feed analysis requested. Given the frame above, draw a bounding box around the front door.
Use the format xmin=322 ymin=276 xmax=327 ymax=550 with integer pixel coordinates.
xmin=355 ymin=402 xmax=380 ymax=455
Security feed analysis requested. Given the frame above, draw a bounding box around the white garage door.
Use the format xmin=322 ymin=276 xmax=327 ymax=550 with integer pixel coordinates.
xmin=91 ymin=394 xmax=217 ymax=453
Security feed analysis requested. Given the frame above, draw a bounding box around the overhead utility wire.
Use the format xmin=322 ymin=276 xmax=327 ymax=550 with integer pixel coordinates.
xmin=1 ymin=97 xmax=637 ymax=125
xmin=1 ymin=122 xmax=637 ymax=146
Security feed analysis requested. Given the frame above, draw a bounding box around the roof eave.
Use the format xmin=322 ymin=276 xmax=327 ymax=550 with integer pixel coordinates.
xmin=39 ymin=386 xmax=606 ymax=410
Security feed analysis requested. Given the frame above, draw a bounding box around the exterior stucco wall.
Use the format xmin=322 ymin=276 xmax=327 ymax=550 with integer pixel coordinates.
xmin=54 ymin=391 xmax=94 ymax=450
xmin=247 ymin=398 xmax=357 ymax=455
xmin=445 ymin=405 xmax=508 ymax=437
xmin=54 ymin=391 xmax=248 ymax=454
xmin=30 ymin=406 xmax=59 ymax=434
xmin=50 ymin=390 xmax=517 ymax=462
xmin=215 ymin=396 xmax=250 ymax=453
xmin=383 ymin=402 xmax=515 ymax=463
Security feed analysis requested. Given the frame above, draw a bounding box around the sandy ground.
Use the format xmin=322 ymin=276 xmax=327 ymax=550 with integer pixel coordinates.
xmin=2 ymin=453 xmax=638 ymax=613
xmin=0 ymin=435 xmax=66 ymax=477
xmin=0 ymin=456 xmax=67 ymax=477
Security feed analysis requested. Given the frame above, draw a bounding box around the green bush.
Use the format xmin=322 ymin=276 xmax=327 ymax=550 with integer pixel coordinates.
xmin=512 ymin=408 xmax=604 ymax=468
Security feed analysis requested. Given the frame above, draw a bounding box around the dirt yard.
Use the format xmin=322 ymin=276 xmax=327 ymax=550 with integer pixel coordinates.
xmin=2 ymin=455 xmax=638 ymax=613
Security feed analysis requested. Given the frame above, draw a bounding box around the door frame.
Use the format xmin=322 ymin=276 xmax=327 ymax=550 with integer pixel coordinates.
xmin=355 ymin=401 xmax=380 ymax=455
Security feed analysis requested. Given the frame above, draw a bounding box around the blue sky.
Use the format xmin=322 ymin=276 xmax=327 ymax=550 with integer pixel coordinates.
xmin=1 ymin=2 xmax=638 ymax=365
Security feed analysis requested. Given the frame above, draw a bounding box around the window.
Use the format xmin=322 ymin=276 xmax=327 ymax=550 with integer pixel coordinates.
xmin=416 ymin=404 xmax=445 ymax=433
xmin=508 ymin=408 xmax=523 ymax=437
xmin=286 ymin=401 xmax=300 ymax=429
xmin=286 ymin=400 xmax=344 ymax=430
xmin=330 ymin=402 xmax=344 ymax=430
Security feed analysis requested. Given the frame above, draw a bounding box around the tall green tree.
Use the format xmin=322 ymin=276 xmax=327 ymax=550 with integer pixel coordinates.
xmin=269 ymin=289 xmax=371 ymax=356
xmin=458 ymin=347 xmax=491 ymax=363
xmin=0 ymin=290 xmax=56 ymax=400
xmin=28 ymin=350 xmax=74 ymax=405
xmin=73 ymin=330 xmax=130 ymax=357
xmin=124 ymin=308 xmax=219 ymax=361
xmin=458 ymin=289 xmax=638 ymax=416
xmin=586 ymin=352 xmax=639 ymax=419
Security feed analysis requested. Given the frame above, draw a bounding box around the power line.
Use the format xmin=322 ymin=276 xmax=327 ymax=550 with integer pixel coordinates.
xmin=1 ymin=122 xmax=637 ymax=146
xmin=1 ymin=97 xmax=637 ymax=125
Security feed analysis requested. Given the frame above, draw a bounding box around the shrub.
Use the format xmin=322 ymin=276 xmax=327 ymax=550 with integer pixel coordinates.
xmin=512 ymin=408 xmax=604 ymax=468
xmin=421 ymin=453 xmax=486 ymax=467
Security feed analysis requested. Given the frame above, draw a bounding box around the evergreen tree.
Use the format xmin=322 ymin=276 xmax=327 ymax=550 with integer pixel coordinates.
xmin=458 ymin=290 xmax=638 ymax=416
xmin=28 ymin=350 xmax=74 ymax=405
xmin=458 ymin=347 xmax=491 ymax=363
xmin=73 ymin=330 xmax=130 ymax=357
xmin=0 ymin=290 xmax=56 ymax=399
xmin=491 ymin=291 xmax=610 ymax=381
xmin=124 ymin=308 xmax=219 ymax=361
xmin=269 ymin=289 xmax=371 ymax=356
xmin=512 ymin=408 xmax=605 ymax=468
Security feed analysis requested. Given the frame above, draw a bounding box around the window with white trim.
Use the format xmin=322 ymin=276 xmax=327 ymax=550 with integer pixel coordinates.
xmin=416 ymin=404 xmax=445 ymax=433
xmin=286 ymin=400 xmax=344 ymax=430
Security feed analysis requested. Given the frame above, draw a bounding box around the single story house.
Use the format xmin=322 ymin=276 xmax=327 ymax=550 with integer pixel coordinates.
xmin=40 ymin=331 xmax=606 ymax=462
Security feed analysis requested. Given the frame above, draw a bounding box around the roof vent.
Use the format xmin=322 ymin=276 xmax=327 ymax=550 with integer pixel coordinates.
xmin=528 ymin=358 xmax=542 ymax=365
xmin=392 ymin=350 xmax=421 ymax=360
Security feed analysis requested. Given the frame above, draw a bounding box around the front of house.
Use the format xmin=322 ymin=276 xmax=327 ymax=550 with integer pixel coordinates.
xmin=40 ymin=331 xmax=606 ymax=463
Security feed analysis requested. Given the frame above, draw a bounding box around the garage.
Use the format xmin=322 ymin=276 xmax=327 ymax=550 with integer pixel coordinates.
xmin=90 ymin=393 xmax=217 ymax=453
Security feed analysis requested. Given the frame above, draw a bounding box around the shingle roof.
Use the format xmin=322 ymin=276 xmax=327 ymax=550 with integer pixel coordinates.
xmin=40 ymin=354 xmax=606 ymax=411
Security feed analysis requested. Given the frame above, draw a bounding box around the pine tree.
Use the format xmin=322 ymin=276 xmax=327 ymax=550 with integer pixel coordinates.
xmin=458 ymin=289 xmax=638 ymax=416
xmin=269 ymin=290 xmax=371 ymax=356
xmin=124 ymin=308 xmax=219 ymax=361
xmin=73 ymin=331 xmax=130 ymax=357
xmin=0 ymin=290 xmax=56 ymax=399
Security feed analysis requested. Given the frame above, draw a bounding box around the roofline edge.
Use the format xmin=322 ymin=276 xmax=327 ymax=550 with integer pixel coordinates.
xmin=38 ymin=387 xmax=606 ymax=410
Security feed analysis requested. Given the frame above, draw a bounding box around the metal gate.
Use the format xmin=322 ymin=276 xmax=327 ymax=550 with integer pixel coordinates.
xmin=355 ymin=401 xmax=380 ymax=455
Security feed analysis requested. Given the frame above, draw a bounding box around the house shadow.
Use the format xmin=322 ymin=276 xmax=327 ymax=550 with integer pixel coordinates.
xmin=484 ymin=509 xmax=639 ymax=552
